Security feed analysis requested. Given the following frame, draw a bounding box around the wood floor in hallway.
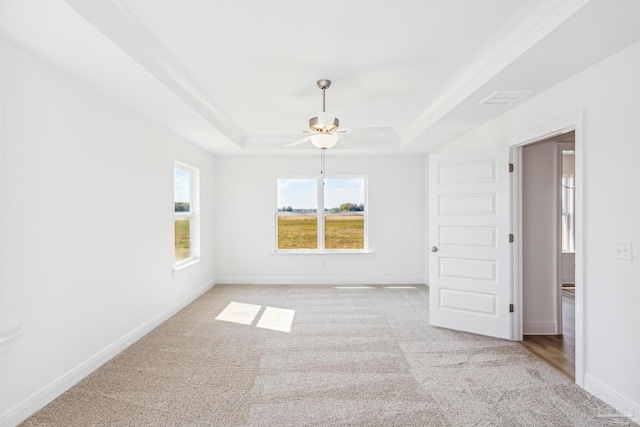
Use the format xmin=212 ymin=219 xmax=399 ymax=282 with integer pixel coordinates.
xmin=520 ymin=288 xmax=576 ymax=379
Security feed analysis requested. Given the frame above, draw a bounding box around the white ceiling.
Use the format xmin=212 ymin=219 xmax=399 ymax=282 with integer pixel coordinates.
xmin=2 ymin=0 xmax=640 ymax=155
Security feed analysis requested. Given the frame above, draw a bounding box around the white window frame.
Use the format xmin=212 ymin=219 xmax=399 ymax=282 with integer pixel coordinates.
xmin=275 ymin=175 xmax=368 ymax=253
xmin=174 ymin=161 xmax=200 ymax=268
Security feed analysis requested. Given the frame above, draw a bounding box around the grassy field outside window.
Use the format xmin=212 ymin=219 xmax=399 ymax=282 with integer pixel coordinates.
xmin=324 ymin=215 xmax=364 ymax=249
xmin=277 ymin=216 xmax=318 ymax=249
xmin=174 ymin=217 xmax=191 ymax=261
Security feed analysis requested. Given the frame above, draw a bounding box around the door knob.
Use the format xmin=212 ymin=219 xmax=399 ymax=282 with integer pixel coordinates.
xmin=431 ymin=246 xmax=438 ymax=252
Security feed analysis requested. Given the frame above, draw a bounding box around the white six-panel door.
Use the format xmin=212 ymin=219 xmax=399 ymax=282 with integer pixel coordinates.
xmin=428 ymin=148 xmax=513 ymax=340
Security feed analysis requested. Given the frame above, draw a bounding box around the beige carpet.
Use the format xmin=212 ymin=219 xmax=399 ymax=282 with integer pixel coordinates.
xmin=21 ymin=285 xmax=635 ymax=426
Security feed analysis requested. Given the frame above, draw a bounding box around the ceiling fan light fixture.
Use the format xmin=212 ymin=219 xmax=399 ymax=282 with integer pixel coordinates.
xmin=310 ymin=133 xmax=338 ymax=149
xmin=287 ymin=78 xmax=391 ymax=149
xmin=309 ymin=115 xmax=339 ymax=132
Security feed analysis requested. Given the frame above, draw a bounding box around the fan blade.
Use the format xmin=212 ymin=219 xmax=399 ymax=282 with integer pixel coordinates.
xmin=286 ymin=135 xmax=311 ymax=147
xmin=342 ymin=127 xmax=393 ymax=135
xmin=255 ymin=128 xmax=316 ymax=134
xmin=337 ymin=135 xmax=357 ymax=148
xmin=256 ymin=128 xmax=289 ymax=132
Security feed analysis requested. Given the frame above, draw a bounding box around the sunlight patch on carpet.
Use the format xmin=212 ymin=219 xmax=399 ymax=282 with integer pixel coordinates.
xmin=216 ymin=302 xmax=295 ymax=333
xmin=256 ymin=307 xmax=295 ymax=333
xmin=215 ymin=302 xmax=261 ymax=325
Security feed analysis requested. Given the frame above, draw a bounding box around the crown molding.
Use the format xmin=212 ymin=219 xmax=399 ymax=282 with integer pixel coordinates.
xmin=399 ymin=0 xmax=590 ymax=148
xmin=65 ymin=0 xmax=244 ymax=147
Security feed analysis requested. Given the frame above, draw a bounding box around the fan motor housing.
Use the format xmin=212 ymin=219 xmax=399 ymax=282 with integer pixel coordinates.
xmin=309 ymin=116 xmax=339 ymax=132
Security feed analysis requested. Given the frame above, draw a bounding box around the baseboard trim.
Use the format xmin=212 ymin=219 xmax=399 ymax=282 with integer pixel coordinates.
xmin=584 ymin=374 xmax=639 ymax=423
xmin=523 ymin=322 xmax=557 ymax=335
xmin=0 ymin=280 xmax=215 ymax=427
xmin=215 ymin=276 xmax=426 ymax=286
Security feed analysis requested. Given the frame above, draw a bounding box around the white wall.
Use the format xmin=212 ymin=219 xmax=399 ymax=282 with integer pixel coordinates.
xmin=0 ymin=41 xmax=217 ymax=425
xmin=215 ymin=155 xmax=426 ymax=285
xmin=424 ymin=156 xmax=430 ymax=281
xmin=561 ymin=253 xmax=575 ymax=286
xmin=522 ymin=139 xmax=560 ymax=335
xmin=437 ymin=41 xmax=640 ymax=419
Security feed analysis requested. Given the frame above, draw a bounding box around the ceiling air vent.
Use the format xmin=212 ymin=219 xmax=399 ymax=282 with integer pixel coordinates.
xmin=478 ymin=90 xmax=533 ymax=106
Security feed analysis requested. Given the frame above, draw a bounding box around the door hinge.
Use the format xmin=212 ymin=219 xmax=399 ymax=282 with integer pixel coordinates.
xmin=509 ymin=234 xmax=514 ymax=243
xmin=509 ymin=163 xmax=514 ymax=173
xmin=509 ymin=304 xmax=514 ymax=313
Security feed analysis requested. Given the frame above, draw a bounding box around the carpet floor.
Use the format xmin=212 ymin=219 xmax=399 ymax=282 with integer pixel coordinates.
xmin=20 ymin=284 xmax=635 ymax=426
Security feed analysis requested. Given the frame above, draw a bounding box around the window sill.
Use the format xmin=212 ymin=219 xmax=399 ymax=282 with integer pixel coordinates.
xmin=172 ymin=258 xmax=202 ymax=276
xmin=270 ymin=250 xmax=375 ymax=258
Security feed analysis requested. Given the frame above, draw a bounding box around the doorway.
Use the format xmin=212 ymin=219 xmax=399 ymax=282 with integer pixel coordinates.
xmin=517 ymin=131 xmax=577 ymax=379
xmin=426 ymin=112 xmax=584 ymax=386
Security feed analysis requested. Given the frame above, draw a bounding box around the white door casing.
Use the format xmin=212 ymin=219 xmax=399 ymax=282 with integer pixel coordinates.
xmin=428 ymin=148 xmax=513 ymax=340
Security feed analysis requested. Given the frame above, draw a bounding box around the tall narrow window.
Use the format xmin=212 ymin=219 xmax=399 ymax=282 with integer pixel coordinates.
xmin=276 ymin=178 xmax=318 ymax=250
xmin=276 ymin=176 xmax=366 ymax=251
xmin=174 ymin=162 xmax=199 ymax=265
xmin=561 ymin=151 xmax=575 ymax=253
xmin=324 ymin=178 xmax=366 ymax=250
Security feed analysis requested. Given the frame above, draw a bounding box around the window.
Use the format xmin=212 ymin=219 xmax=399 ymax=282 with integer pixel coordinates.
xmin=561 ymin=150 xmax=575 ymax=253
xmin=276 ymin=177 xmax=366 ymax=251
xmin=561 ymin=174 xmax=575 ymax=253
xmin=174 ymin=162 xmax=199 ymax=265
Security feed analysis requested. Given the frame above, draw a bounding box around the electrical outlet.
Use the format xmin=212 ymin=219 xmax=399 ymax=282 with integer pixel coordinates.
xmin=614 ymin=242 xmax=633 ymax=261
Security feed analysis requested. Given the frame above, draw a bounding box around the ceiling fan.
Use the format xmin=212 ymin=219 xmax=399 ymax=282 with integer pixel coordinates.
xmin=287 ymin=79 xmax=393 ymax=149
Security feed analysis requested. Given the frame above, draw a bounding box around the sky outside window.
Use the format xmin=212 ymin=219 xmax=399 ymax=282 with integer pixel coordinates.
xmin=174 ymin=168 xmax=191 ymax=203
xmin=277 ymin=178 xmax=364 ymax=211
xmin=324 ymin=178 xmax=365 ymax=210
xmin=277 ymin=178 xmax=317 ymax=211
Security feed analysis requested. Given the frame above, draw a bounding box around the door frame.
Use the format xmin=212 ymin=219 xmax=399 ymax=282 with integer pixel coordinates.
xmin=509 ymin=111 xmax=584 ymax=387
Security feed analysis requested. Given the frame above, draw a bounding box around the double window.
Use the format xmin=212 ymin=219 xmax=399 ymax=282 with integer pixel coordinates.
xmin=174 ymin=162 xmax=200 ymax=266
xmin=276 ymin=177 xmax=367 ymax=251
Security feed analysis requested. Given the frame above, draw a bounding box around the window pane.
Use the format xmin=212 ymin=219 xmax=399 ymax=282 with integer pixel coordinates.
xmin=277 ymin=178 xmax=317 ymax=213
xmin=174 ymin=167 xmax=191 ymax=212
xmin=324 ymin=178 xmax=365 ymax=213
xmin=175 ymin=217 xmax=191 ymax=261
xmin=277 ymin=215 xmax=318 ymax=249
xmin=324 ymin=215 xmax=364 ymax=249
xmin=561 ymin=173 xmax=575 ymax=253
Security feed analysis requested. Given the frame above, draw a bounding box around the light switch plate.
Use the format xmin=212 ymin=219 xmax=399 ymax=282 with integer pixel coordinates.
xmin=614 ymin=241 xmax=633 ymax=261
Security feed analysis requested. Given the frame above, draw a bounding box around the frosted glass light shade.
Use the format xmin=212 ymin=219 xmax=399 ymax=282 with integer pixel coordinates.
xmin=310 ymin=133 xmax=338 ymax=149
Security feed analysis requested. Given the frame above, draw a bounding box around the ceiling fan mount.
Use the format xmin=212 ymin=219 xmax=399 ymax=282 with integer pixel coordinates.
xmin=316 ymin=79 xmax=331 ymax=90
